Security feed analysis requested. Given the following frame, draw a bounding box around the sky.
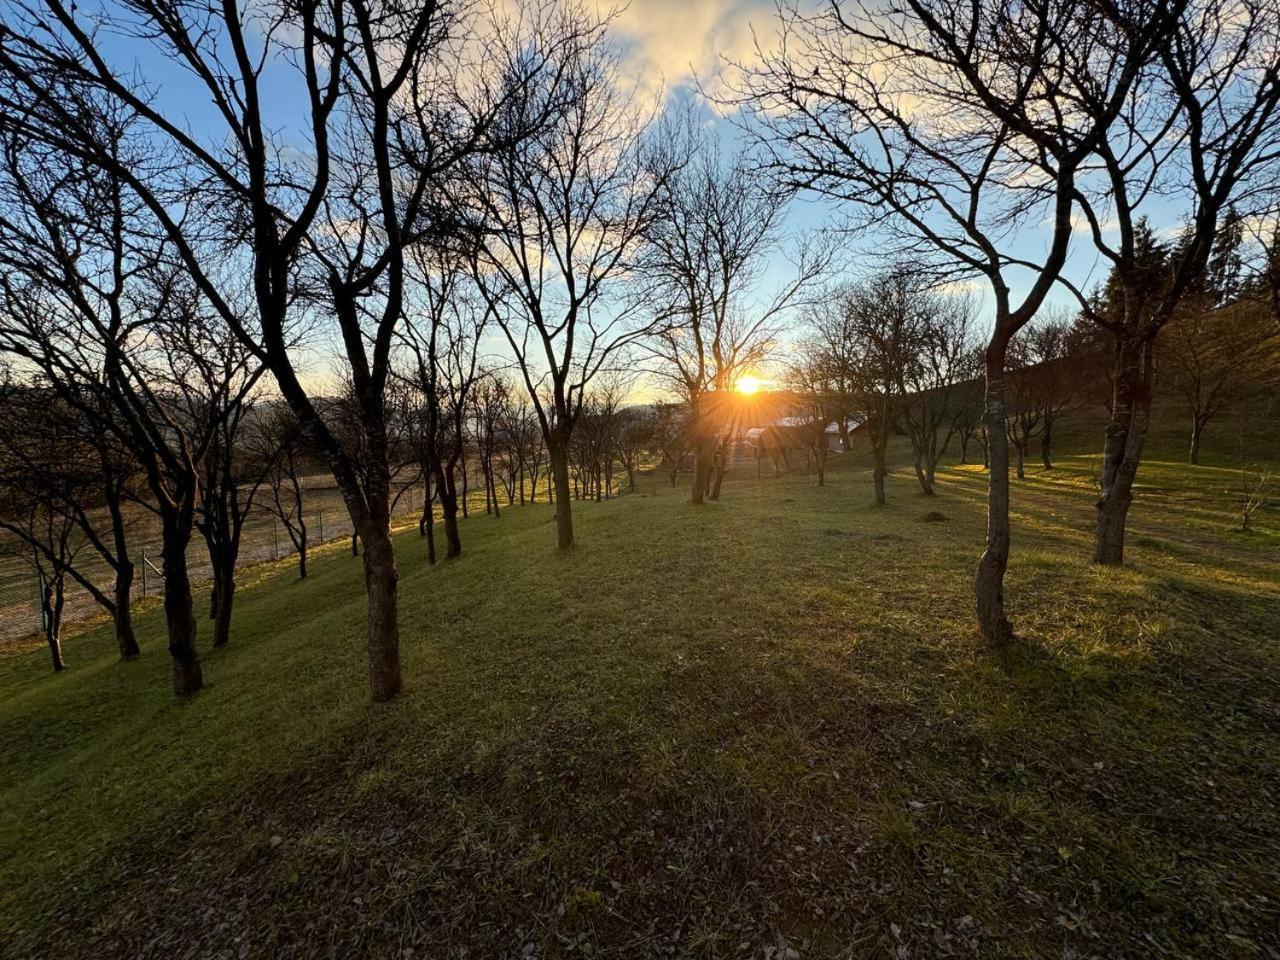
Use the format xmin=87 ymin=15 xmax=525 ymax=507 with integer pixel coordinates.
xmin=85 ymin=0 xmax=1210 ymax=398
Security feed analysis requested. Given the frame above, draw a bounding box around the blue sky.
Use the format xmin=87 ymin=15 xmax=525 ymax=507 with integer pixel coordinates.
xmin=89 ymin=0 xmax=1206 ymax=393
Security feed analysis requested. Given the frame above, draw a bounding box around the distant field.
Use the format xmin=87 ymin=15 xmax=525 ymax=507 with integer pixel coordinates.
xmin=1 ymin=423 xmax=1276 ymax=957
xmin=0 ymin=473 xmax=484 ymax=643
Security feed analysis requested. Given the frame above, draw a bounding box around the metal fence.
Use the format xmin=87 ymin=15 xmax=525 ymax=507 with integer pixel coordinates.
xmin=0 ymin=477 xmax=430 ymax=643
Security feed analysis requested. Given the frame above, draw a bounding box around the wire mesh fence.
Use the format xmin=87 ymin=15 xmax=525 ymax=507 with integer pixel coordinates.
xmin=0 ymin=476 xmax=430 ymax=644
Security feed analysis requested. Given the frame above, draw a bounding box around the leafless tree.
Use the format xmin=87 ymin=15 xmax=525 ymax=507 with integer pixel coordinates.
xmin=400 ymin=252 xmax=488 ymax=560
xmin=1240 ymin=462 xmax=1274 ymax=531
xmin=251 ymin=404 xmax=312 ymax=579
xmin=1045 ymin=1 xmax=1280 ymax=563
xmin=614 ymin=406 xmax=657 ymax=493
xmin=0 ymin=374 xmax=145 ymax=659
xmin=782 ymin=356 xmax=841 ymax=487
xmin=737 ymin=0 xmax=1165 ymax=646
xmin=462 ymin=26 xmax=680 ymax=547
xmin=190 ymin=335 xmax=269 ymax=650
xmin=503 ymin=399 xmax=546 ymax=504
xmin=471 ymin=372 xmax=511 ymax=517
xmin=0 ymin=132 xmax=261 ymax=695
xmin=644 ymin=133 xmax=826 ymax=504
xmin=1171 ymin=301 xmax=1279 ymax=464
xmin=902 ymin=294 xmax=978 ymax=495
xmin=1004 ymin=333 xmax=1045 ymax=482
xmin=808 ymin=273 xmax=921 ymax=505
xmin=0 ymin=0 xmax=584 ymax=701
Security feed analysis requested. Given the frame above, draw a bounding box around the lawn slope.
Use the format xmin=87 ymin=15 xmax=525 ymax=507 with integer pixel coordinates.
xmin=1 ymin=452 xmax=1278 ymax=958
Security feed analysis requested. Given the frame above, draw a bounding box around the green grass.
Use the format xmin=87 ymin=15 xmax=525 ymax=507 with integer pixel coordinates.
xmin=1 ymin=440 xmax=1278 ymax=958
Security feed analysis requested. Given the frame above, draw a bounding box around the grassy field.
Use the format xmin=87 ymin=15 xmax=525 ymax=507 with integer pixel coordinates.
xmin=1 ymin=438 xmax=1278 ymax=958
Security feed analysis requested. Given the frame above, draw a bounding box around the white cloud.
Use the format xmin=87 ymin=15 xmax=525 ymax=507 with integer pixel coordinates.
xmin=592 ymin=0 xmax=777 ymax=102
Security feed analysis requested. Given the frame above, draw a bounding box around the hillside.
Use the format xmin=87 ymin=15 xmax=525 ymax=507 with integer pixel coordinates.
xmin=1 ymin=437 xmax=1278 ymax=958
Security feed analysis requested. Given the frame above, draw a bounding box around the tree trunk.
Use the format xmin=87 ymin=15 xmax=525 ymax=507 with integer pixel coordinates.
xmin=872 ymin=441 xmax=887 ymax=505
xmin=1189 ymin=418 xmax=1203 ymax=465
xmin=210 ymin=564 xmax=235 ymax=650
xmin=114 ymin=558 xmax=140 ymax=660
xmin=549 ymin=437 xmax=575 ymax=549
xmin=40 ymin=575 xmax=65 ymax=671
xmin=442 ymin=493 xmax=461 ymax=559
xmin=297 ymin=541 xmax=308 ymax=579
xmin=161 ymin=513 xmax=203 ymax=697
xmin=1094 ymin=335 xmax=1152 ymax=566
xmin=46 ymin=628 xmax=64 ymax=671
xmin=1014 ymin=441 xmax=1026 ymax=481
xmin=913 ymin=452 xmax=934 ymax=495
xmin=357 ymin=518 xmax=401 ymax=703
xmin=710 ymin=443 xmax=727 ymax=500
xmin=974 ymin=344 xmax=1014 ymax=650
xmin=691 ymin=435 xmax=715 ymax=505
xmin=1041 ymin=416 xmax=1055 ymax=470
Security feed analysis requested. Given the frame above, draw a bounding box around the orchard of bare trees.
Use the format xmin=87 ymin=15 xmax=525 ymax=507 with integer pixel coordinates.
xmin=0 ymin=0 xmax=1277 ymax=705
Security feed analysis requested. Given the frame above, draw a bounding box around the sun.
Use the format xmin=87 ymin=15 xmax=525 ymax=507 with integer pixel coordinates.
xmin=737 ymin=375 xmax=763 ymax=395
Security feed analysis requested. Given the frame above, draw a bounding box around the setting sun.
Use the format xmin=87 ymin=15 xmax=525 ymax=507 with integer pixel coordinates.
xmin=737 ymin=375 xmax=762 ymax=395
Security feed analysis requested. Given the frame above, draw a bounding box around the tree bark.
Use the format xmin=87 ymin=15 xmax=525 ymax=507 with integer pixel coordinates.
xmin=1040 ymin=416 xmax=1055 ymax=470
xmin=549 ymin=436 xmax=575 ymax=548
xmin=913 ymin=454 xmax=934 ymax=495
xmin=710 ymin=442 xmax=727 ymax=500
xmin=211 ymin=567 xmax=234 ymax=650
xmin=1094 ymin=334 xmax=1152 ymax=566
xmin=161 ymin=513 xmax=203 ymax=697
xmin=691 ymin=435 xmax=715 ymax=505
xmin=974 ymin=346 xmax=1014 ymax=649
xmin=357 ymin=518 xmax=402 ymax=702
xmin=114 ymin=558 xmax=140 ymax=660
xmin=441 ymin=489 xmax=462 ymax=559
xmin=40 ymin=575 xmax=65 ymax=672
xmin=1189 ymin=419 xmax=1203 ymax=465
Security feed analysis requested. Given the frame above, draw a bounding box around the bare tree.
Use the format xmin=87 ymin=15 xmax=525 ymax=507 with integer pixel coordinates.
xmin=191 ymin=337 xmax=269 ymax=650
xmin=1049 ymin=1 xmax=1280 ymax=563
xmin=614 ymin=406 xmax=656 ymax=493
xmin=783 ymin=356 xmax=840 ymax=487
xmin=0 ymin=0 xmax=581 ymax=701
xmin=808 ymin=273 xmax=920 ymax=505
xmin=738 ymin=0 xmax=1163 ymax=646
xmin=0 ymin=375 xmax=144 ymax=659
xmin=1239 ymin=462 xmax=1274 ymax=531
xmin=1166 ymin=216 xmax=1280 ymax=465
xmin=400 ymin=252 xmax=488 ymax=560
xmin=463 ymin=27 xmax=679 ymax=548
xmin=902 ymin=294 xmax=978 ymax=495
xmin=252 ymin=404 xmax=312 ymax=578
xmin=644 ymin=133 xmax=826 ymax=504
xmin=0 ymin=130 xmax=261 ymax=695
